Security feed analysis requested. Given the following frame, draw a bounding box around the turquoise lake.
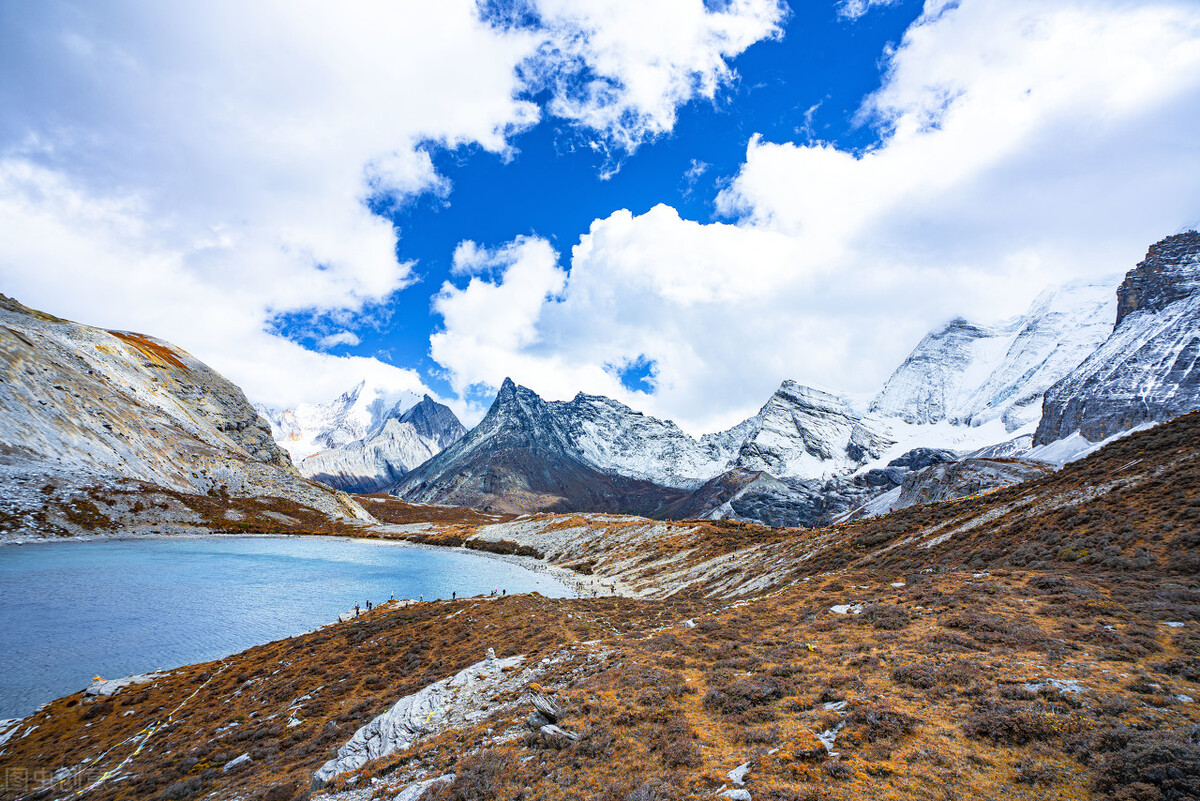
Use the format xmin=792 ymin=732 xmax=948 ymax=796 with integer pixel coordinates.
xmin=0 ymin=536 xmax=573 ymax=719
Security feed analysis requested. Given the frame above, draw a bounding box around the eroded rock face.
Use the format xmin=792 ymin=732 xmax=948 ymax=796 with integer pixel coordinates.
xmin=0 ymin=294 xmax=369 ymax=524
xmin=1115 ymin=231 xmax=1200 ymax=325
xmin=1036 ymin=233 xmax=1200 ymax=445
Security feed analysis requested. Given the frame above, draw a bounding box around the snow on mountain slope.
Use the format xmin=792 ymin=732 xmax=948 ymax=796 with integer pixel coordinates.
xmin=1036 ymin=232 xmax=1200 ymax=445
xmin=552 ymin=392 xmax=736 ymax=488
xmin=299 ymin=396 xmax=467 ymax=493
xmin=392 ymin=379 xmax=688 ymax=514
xmin=871 ymin=280 xmax=1118 ymax=432
xmin=733 ymin=381 xmax=893 ymax=480
xmin=0 ymin=294 xmax=369 ymax=522
xmin=257 ymin=382 xmax=420 ymax=463
xmin=870 ymin=317 xmax=1012 ymax=425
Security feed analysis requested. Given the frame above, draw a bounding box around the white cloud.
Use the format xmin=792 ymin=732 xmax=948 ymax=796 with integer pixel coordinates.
xmin=518 ymin=0 xmax=787 ymax=159
xmin=0 ymin=0 xmax=783 ymax=409
xmin=836 ymin=0 xmax=900 ymax=21
xmin=430 ymin=0 xmax=1200 ymax=433
xmin=317 ymin=331 xmax=362 ymax=350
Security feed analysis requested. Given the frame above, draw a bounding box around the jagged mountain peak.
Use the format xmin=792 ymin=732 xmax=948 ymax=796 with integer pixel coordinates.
xmin=1036 ymin=231 xmax=1200 ymax=445
xmin=296 ymin=393 xmax=466 ymax=494
xmin=257 ymin=381 xmax=422 ymax=462
xmin=733 ymin=380 xmax=890 ymax=480
xmin=1115 ymin=230 xmax=1200 ymax=325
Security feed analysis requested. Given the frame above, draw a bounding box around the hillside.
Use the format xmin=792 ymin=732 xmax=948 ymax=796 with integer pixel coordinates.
xmin=0 ymin=294 xmax=372 ymax=539
xmin=3 ymin=412 xmax=1196 ymax=801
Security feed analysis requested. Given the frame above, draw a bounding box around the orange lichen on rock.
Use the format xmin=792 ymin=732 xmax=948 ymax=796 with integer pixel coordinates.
xmin=109 ymin=329 xmax=191 ymax=371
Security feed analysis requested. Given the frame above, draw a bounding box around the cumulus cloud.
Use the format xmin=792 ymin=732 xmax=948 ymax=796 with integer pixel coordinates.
xmin=430 ymin=0 xmax=1200 ymax=433
xmin=0 ymin=0 xmax=783 ymax=409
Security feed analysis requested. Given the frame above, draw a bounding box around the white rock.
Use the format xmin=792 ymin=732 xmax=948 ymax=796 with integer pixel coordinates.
xmin=223 ymin=753 xmax=251 ymax=772
xmin=394 ymin=774 xmax=455 ymax=801
xmin=829 ymin=604 xmax=863 ymax=615
xmin=313 ymin=653 xmax=524 ymax=788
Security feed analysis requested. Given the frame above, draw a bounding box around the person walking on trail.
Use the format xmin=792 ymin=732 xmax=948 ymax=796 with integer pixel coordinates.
xmin=354 ymin=603 xmax=360 ymax=618
xmin=452 ymin=591 xmax=456 ymax=600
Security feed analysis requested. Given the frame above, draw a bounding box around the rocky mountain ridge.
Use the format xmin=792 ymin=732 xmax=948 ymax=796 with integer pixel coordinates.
xmin=256 ymin=381 xmax=422 ymax=464
xmin=870 ymin=279 xmax=1118 ymax=432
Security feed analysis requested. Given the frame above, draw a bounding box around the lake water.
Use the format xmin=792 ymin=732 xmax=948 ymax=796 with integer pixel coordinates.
xmin=0 ymin=535 xmax=573 ymax=719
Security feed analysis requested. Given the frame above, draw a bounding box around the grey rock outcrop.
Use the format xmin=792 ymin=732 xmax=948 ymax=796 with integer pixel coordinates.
xmin=1036 ymin=232 xmax=1200 ymax=444
xmin=897 ymin=458 xmax=1053 ymax=507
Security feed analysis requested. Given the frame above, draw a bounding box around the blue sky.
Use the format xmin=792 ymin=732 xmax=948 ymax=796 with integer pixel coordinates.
xmin=2 ymin=0 xmax=1199 ymax=431
xmin=270 ymin=0 xmax=926 ymax=401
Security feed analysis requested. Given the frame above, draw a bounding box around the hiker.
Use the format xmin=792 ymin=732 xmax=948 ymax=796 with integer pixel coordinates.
xmin=502 ymin=589 xmax=506 ymax=596
xmin=354 ymin=603 xmax=360 ymax=618
xmin=419 ymin=594 xmax=424 ymax=603
xmin=452 ymin=591 xmax=456 ymax=600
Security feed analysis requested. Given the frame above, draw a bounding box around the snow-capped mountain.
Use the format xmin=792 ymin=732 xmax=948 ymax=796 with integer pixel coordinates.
xmin=543 ymin=391 xmax=733 ymax=488
xmin=392 ymin=378 xmax=902 ymax=516
xmin=0 ymin=294 xmax=370 ymax=527
xmin=733 ymin=381 xmax=893 ymax=480
xmin=871 ymin=280 xmax=1118 ymax=432
xmin=392 ymin=379 xmax=690 ymax=514
xmin=1036 ymin=231 xmax=1200 ymax=444
xmin=298 ymin=396 xmax=467 ymax=493
xmin=256 ymin=381 xmax=421 ymax=463
xmin=386 ymin=260 xmax=1152 ymax=525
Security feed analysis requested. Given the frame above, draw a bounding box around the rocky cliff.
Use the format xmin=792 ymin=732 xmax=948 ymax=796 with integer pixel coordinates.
xmin=1036 ymin=231 xmax=1200 ymax=444
xmin=0 ymin=294 xmax=370 ymax=529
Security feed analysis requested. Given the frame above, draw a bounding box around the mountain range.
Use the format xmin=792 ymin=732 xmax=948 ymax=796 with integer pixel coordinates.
xmin=380 ymin=232 xmax=1199 ymax=523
